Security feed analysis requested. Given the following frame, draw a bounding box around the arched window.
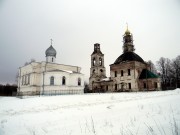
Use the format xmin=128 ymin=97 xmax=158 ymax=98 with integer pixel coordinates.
xmin=121 ymin=70 xmax=124 ymax=76
xmin=26 ymin=75 xmax=28 ymax=85
xmin=62 ymin=76 xmax=66 ymax=85
xmin=50 ymin=76 xmax=54 ymax=85
xmin=144 ymin=82 xmax=146 ymax=88
xmin=115 ymin=84 xmax=117 ymax=90
xmin=128 ymin=69 xmax=131 ymax=76
xmin=115 ymin=71 xmax=117 ymax=77
xmin=100 ymin=69 xmax=103 ymax=72
xmin=93 ymin=58 xmax=96 ymax=66
xmin=78 ymin=78 xmax=81 ymax=86
xmin=28 ymin=74 xmax=30 ymax=84
xmin=25 ymin=75 xmax=27 ymax=85
xmin=22 ymin=76 xmax=24 ymax=85
xmin=99 ymin=58 xmax=102 ymax=66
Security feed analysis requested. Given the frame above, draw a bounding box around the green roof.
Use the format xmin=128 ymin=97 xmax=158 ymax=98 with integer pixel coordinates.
xmin=139 ymin=69 xmax=159 ymax=79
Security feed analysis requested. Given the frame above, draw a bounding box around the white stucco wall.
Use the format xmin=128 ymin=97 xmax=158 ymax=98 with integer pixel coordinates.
xmin=18 ymin=61 xmax=84 ymax=95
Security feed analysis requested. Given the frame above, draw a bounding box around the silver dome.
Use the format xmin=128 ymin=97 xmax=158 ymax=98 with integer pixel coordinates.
xmin=45 ymin=45 xmax=56 ymax=57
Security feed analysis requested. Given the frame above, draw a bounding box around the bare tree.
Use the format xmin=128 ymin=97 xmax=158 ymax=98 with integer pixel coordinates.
xmin=30 ymin=58 xmax=36 ymax=63
xmin=24 ymin=58 xmax=36 ymax=66
xmin=147 ymin=60 xmax=157 ymax=74
xmin=156 ymin=57 xmax=172 ymax=89
xmin=24 ymin=62 xmax=29 ymax=66
xmin=171 ymin=55 xmax=180 ymax=88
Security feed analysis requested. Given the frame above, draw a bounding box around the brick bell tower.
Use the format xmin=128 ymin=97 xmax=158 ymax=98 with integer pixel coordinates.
xmin=89 ymin=43 xmax=106 ymax=91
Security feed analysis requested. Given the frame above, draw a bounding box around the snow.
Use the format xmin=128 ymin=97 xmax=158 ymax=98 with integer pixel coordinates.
xmin=0 ymin=89 xmax=180 ymax=135
xmin=62 ymin=70 xmax=73 ymax=74
xmin=101 ymin=77 xmax=111 ymax=81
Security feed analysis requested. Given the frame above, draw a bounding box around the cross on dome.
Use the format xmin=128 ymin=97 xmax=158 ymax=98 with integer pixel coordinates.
xmin=50 ymin=39 xmax=53 ymax=46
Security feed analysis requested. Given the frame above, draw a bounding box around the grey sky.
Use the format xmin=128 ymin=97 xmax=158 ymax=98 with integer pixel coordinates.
xmin=0 ymin=0 xmax=180 ymax=84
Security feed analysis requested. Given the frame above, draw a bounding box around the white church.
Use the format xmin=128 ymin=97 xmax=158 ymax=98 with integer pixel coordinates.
xmin=17 ymin=41 xmax=84 ymax=95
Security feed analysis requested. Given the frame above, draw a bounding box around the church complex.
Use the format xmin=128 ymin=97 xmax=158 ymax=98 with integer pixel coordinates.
xmin=17 ymin=26 xmax=161 ymax=95
xmin=89 ymin=27 xmax=161 ymax=92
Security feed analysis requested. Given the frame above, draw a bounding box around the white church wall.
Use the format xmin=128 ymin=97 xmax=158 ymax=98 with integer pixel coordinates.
xmin=17 ymin=45 xmax=85 ymax=95
xmin=69 ymin=73 xmax=84 ymax=87
xmin=46 ymin=56 xmax=56 ymax=63
xmin=44 ymin=71 xmax=70 ymax=86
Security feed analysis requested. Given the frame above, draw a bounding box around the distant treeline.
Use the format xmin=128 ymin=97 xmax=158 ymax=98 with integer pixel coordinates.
xmin=0 ymin=84 xmax=17 ymax=96
xmin=155 ymin=55 xmax=180 ymax=90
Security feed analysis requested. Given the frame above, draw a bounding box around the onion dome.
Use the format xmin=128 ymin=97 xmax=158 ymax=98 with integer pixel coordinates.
xmin=45 ymin=45 xmax=56 ymax=57
xmin=124 ymin=23 xmax=131 ymax=35
xmin=114 ymin=52 xmax=144 ymax=64
xmin=125 ymin=29 xmax=131 ymax=35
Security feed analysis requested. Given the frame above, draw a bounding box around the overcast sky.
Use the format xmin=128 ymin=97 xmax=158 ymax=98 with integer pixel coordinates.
xmin=0 ymin=0 xmax=180 ymax=84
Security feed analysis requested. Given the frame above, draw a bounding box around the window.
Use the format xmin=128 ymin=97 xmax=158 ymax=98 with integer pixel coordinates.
xmin=93 ymin=69 xmax=95 ymax=74
xmin=26 ymin=75 xmax=29 ymax=84
xmin=78 ymin=78 xmax=81 ymax=86
xmin=28 ymin=74 xmax=30 ymax=84
xmin=128 ymin=69 xmax=131 ymax=76
xmin=106 ymin=86 xmax=108 ymax=90
xmin=93 ymin=58 xmax=96 ymax=66
xmin=128 ymin=83 xmax=131 ymax=89
xmin=115 ymin=84 xmax=117 ymax=90
xmin=25 ymin=75 xmax=27 ymax=85
xmin=154 ymin=82 xmax=158 ymax=88
xmin=99 ymin=58 xmax=102 ymax=66
xmin=22 ymin=76 xmax=24 ymax=85
xmin=115 ymin=71 xmax=117 ymax=77
xmin=62 ymin=76 xmax=66 ymax=85
xmin=100 ymin=69 xmax=103 ymax=72
xmin=144 ymin=82 xmax=146 ymax=88
xmin=121 ymin=70 xmax=123 ymax=76
xmin=50 ymin=76 xmax=54 ymax=85
xmin=52 ymin=57 xmax=53 ymax=62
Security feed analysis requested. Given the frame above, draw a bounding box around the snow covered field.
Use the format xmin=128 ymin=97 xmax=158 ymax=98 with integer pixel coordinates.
xmin=0 ymin=89 xmax=180 ymax=135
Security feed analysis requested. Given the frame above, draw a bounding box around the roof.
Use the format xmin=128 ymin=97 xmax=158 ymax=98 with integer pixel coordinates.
xmin=139 ymin=69 xmax=159 ymax=79
xmin=114 ymin=52 xmax=144 ymax=64
xmin=45 ymin=45 xmax=56 ymax=57
xmin=47 ymin=69 xmax=81 ymax=74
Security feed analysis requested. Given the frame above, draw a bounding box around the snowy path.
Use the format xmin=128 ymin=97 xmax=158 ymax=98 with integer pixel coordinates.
xmin=0 ymin=89 xmax=180 ymax=135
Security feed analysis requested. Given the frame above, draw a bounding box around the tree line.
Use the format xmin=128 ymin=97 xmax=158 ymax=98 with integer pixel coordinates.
xmin=149 ymin=55 xmax=180 ymax=90
xmin=0 ymin=84 xmax=17 ymax=96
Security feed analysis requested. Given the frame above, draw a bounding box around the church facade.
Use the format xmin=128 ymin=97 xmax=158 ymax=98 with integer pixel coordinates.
xmin=17 ymin=42 xmax=84 ymax=95
xmin=89 ymin=28 xmax=161 ymax=92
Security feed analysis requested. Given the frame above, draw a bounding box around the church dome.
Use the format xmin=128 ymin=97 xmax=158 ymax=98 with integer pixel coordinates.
xmin=45 ymin=45 xmax=56 ymax=57
xmin=125 ymin=29 xmax=131 ymax=35
xmin=114 ymin=52 xmax=144 ymax=64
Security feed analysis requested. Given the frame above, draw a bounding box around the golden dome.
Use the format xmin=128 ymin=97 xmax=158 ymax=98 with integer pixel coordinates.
xmin=125 ymin=29 xmax=131 ymax=35
xmin=124 ymin=23 xmax=131 ymax=35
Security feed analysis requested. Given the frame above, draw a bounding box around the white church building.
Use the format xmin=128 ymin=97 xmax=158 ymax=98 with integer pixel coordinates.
xmin=17 ymin=41 xmax=84 ymax=95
